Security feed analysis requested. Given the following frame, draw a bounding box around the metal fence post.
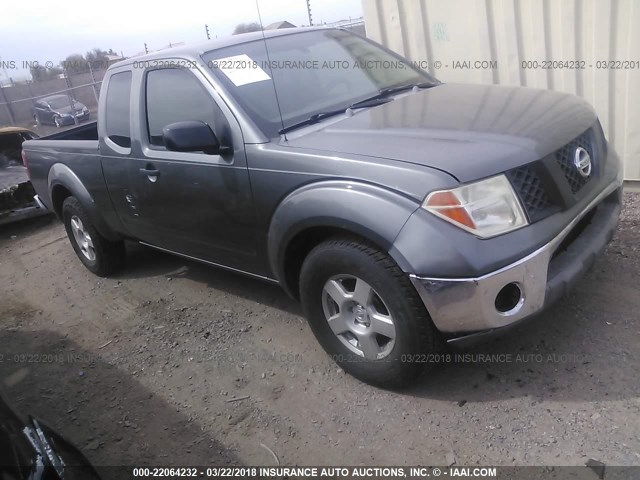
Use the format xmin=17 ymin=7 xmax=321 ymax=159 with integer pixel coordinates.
xmin=0 ymin=85 xmax=16 ymax=125
xmin=63 ymin=68 xmax=78 ymax=125
xmin=87 ymin=62 xmax=100 ymax=104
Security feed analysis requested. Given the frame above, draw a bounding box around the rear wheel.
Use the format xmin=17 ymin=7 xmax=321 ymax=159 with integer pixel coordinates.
xmin=62 ymin=196 xmax=125 ymax=276
xmin=299 ymin=236 xmax=440 ymax=388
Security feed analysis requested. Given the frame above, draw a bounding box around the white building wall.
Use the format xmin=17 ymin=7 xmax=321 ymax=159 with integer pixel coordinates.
xmin=363 ymin=0 xmax=640 ymax=180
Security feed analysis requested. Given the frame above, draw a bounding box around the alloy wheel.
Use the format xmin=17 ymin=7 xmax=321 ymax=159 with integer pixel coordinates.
xmin=321 ymin=275 xmax=396 ymax=360
xmin=70 ymin=215 xmax=96 ymax=262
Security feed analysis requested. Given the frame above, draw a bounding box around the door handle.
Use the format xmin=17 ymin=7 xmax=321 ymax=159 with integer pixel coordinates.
xmin=140 ymin=166 xmax=160 ymax=183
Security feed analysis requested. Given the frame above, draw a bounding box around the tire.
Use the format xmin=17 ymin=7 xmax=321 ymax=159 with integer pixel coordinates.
xmin=62 ymin=196 xmax=126 ymax=276
xmin=299 ymin=236 xmax=440 ymax=389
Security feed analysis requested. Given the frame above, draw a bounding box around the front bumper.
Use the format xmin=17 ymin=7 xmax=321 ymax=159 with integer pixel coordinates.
xmin=410 ymin=182 xmax=622 ymax=339
xmin=58 ymin=111 xmax=90 ymax=125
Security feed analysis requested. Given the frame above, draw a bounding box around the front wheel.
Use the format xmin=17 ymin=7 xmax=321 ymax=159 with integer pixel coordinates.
xmin=299 ymin=237 xmax=441 ymax=388
xmin=62 ymin=196 xmax=126 ymax=276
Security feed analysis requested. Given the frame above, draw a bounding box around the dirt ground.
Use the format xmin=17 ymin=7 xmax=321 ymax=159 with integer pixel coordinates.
xmin=0 ymin=193 xmax=638 ymax=470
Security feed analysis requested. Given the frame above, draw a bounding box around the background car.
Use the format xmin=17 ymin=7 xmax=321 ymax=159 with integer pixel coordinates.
xmin=32 ymin=95 xmax=90 ymax=128
xmin=0 ymin=393 xmax=101 ymax=479
xmin=0 ymin=127 xmax=48 ymax=224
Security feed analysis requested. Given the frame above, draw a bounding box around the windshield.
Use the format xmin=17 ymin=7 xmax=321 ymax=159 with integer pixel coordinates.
xmin=203 ymin=29 xmax=438 ymax=137
xmin=47 ymin=96 xmax=75 ymax=109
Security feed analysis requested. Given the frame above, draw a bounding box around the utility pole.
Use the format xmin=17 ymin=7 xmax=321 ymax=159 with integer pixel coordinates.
xmin=306 ymin=0 xmax=313 ymax=26
xmin=205 ymin=24 xmax=211 ymax=40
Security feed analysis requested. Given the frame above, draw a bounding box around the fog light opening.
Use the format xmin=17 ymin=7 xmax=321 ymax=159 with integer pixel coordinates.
xmin=495 ymin=283 xmax=523 ymax=314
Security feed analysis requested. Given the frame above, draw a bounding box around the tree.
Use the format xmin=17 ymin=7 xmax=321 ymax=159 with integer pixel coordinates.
xmin=233 ymin=22 xmax=262 ymax=34
xmin=30 ymin=64 xmax=64 ymax=82
xmin=58 ymin=48 xmax=116 ymax=75
xmin=86 ymin=48 xmax=112 ymax=70
xmin=61 ymin=54 xmax=89 ymax=74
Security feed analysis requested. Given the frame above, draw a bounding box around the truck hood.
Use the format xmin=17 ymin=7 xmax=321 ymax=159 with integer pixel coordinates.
xmin=282 ymin=83 xmax=597 ymax=183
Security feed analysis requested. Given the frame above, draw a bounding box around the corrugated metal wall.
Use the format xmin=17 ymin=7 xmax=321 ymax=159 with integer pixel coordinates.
xmin=363 ymin=0 xmax=640 ymax=180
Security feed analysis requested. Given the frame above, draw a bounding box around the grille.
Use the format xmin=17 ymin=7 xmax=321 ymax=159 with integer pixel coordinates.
xmin=507 ymin=164 xmax=551 ymax=219
xmin=555 ymin=129 xmax=593 ymax=194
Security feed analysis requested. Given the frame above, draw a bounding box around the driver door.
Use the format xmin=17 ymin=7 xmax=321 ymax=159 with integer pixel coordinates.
xmin=103 ymin=66 xmax=261 ymax=275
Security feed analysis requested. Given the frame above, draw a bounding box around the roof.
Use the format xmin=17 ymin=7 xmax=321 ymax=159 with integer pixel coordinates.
xmin=265 ymin=20 xmax=296 ymax=30
xmin=0 ymin=127 xmax=34 ymax=135
xmin=39 ymin=94 xmax=68 ymax=101
xmin=112 ymin=27 xmax=333 ymax=68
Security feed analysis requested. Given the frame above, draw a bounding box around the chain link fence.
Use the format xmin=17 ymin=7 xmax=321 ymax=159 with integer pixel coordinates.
xmin=0 ymin=18 xmax=366 ymax=136
xmin=0 ymin=67 xmax=105 ymax=135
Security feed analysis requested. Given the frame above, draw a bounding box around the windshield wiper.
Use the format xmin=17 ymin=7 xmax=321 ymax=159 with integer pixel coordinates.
xmin=381 ymin=81 xmax=438 ymax=96
xmin=278 ymin=97 xmax=392 ymax=135
xmin=278 ymin=82 xmax=439 ymax=135
xmin=351 ymin=81 xmax=439 ymax=108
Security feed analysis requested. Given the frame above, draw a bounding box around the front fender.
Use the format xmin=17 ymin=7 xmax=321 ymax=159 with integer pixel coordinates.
xmin=48 ymin=163 xmax=119 ymax=241
xmin=267 ymin=180 xmax=420 ymax=286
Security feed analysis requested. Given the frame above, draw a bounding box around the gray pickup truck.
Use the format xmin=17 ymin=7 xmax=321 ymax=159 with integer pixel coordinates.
xmin=23 ymin=28 xmax=622 ymax=387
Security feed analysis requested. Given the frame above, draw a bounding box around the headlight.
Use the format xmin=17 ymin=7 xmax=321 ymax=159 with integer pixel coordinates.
xmin=422 ymin=174 xmax=528 ymax=238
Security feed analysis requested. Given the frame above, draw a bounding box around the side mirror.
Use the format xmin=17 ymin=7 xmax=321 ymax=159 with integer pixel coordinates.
xmin=162 ymin=121 xmax=220 ymax=154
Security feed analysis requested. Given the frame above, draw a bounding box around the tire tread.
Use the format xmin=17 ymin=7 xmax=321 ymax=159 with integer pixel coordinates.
xmin=300 ymin=235 xmax=440 ymax=388
xmin=62 ymin=196 xmax=125 ymax=277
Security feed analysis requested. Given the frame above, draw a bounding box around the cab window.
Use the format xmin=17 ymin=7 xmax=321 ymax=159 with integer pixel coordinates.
xmin=145 ymin=68 xmax=224 ymax=148
xmin=105 ymin=71 xmax=132 ymax=148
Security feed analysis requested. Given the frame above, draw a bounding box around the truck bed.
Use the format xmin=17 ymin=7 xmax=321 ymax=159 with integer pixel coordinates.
xmin=22 ymin=121 xmax=105 ymax=217
xmin=42 ymin=121 xmax=98 ymax=141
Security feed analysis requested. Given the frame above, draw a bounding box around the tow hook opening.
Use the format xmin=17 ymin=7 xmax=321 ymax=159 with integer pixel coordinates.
xmin=495 ymin=282 xmax=524 ymax=314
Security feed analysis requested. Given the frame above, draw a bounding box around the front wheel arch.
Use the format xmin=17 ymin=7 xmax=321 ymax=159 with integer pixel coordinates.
xmin=267 ymin=180 xmax=420 ymax=297
xmin=281 ymin=225 xmax=399 ymax=300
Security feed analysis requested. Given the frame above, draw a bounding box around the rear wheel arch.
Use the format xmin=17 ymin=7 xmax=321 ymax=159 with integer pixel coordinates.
xmin=62 ymin=195 xmax=126 ymax=276
xmin=50 ymin=183 xmax=73 ymax=218
xmin=48 ymin=163 xmax=120 ymax=241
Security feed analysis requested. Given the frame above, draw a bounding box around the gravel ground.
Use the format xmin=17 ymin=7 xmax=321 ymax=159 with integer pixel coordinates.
xmin=0 ymin=193 xmax=638 ymax=469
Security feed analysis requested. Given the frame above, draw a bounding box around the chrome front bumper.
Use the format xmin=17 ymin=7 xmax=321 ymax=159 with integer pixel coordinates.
xmin=410 ymin=182 xmax=622 ymax=336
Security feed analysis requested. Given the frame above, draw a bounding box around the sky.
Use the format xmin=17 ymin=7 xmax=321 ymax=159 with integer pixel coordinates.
xmin=0 ymin=0 xmax=363 ymax=82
